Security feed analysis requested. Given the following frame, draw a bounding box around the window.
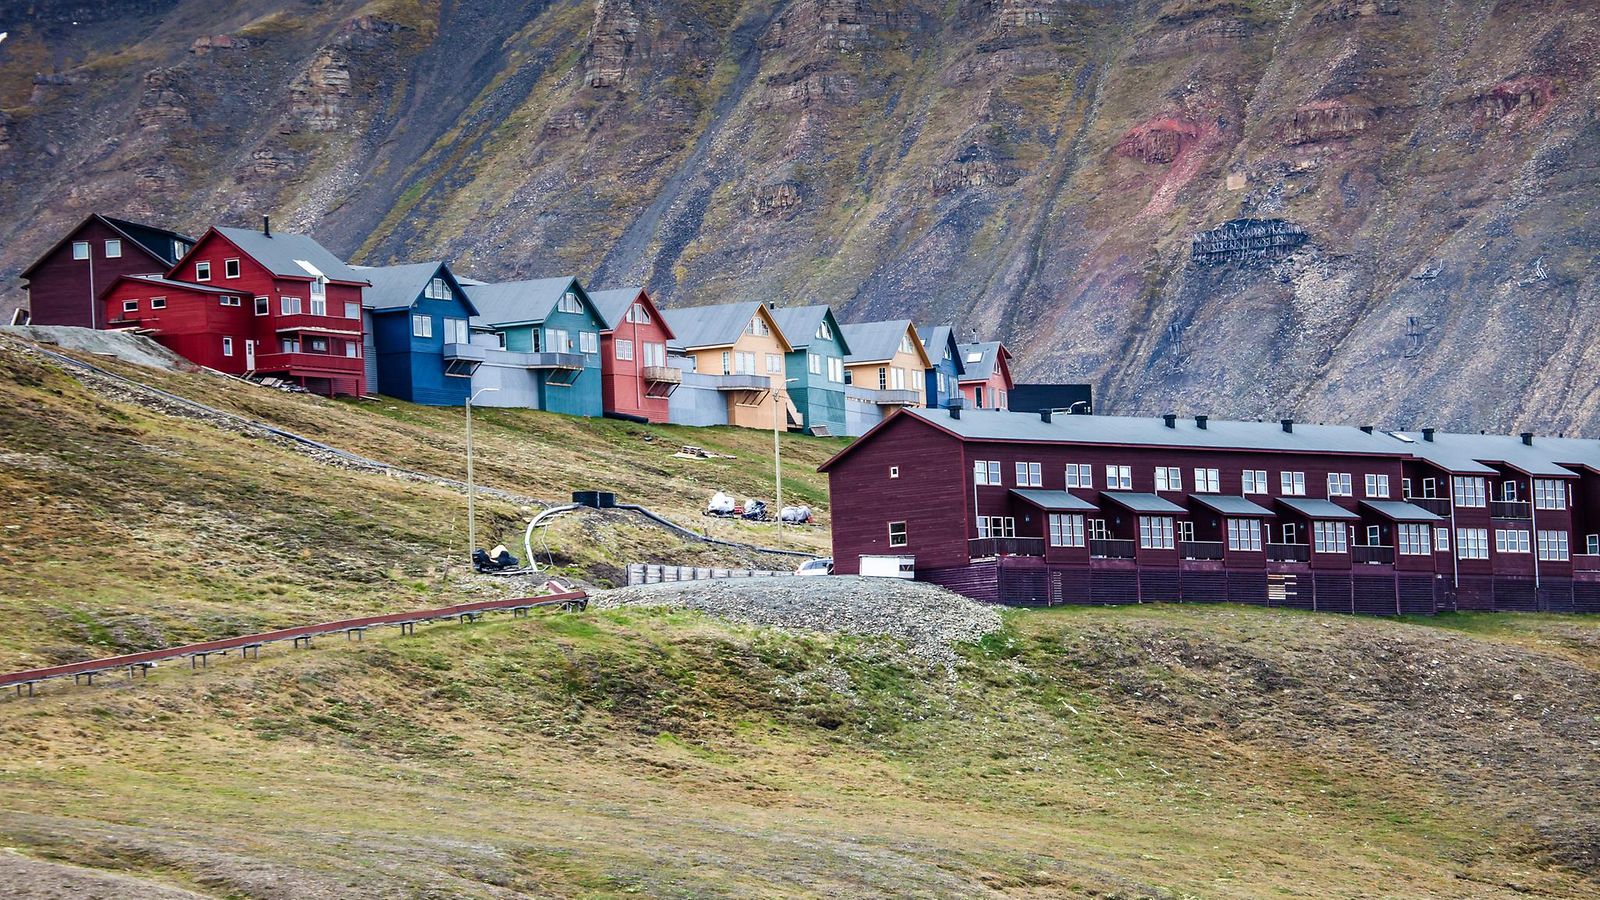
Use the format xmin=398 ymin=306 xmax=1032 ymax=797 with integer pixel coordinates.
xmin=899 ymin=333 xmax=915 ymax=354
xmin=308 ymin=337 xmax=329 ymax=353
xmin=222 ymin=336 xmax=234 ymax=357
xmin=1049 ymin=514 xmax=1085 ymax=547
xmin=616 ymin=339 xmax=634 ymax=361
xmin=766 ymin=353 xmax=782 ymax=374
xmin=1242 ymin=470 xmax=1268 ymax=494
xmin=1177 ymin=520 xmax=1195 ymax=542
xmin=627 ymin=303 xmax=651 ymax=324
xmin=974 ymin=387 xmax=984 ymax=407
xmin=1453 ymin=476 xmax=1487 ymax=508
xmin=425 ymin=277 xmax=451 ymax=300
xmin=444 ymin=318 xmax=469 ymax=344
xmin=976 ymin=516 xmax=1015 ymax=539
xmin=643 ymin=342 xmax=666 ymax=367
xmin=151 ymin=297 xmax=166 ymax=309
xmin=255 ymin=296 xmax=270 ymax=316
xmin=1457 ymin=528 xmax=1489 ymax=559
xmin=1499 ymin=481 xmax=1518 ymax=501
xmin=1065 ymin=464 xmax=1093 ymax=489
xmin=1194 ymin=468 xmax=1220 ymax=493
xmin=1313 ymin=521 xmax=1348 ymax=554
xmin=816 ymin=320 xmax=831 ymax=340
xmin=224 ymin=258 xmax=240 ymax=278
xmin=966 ymin=351 xmax=983 ymax=363
xmin=1015 ymin=462 xmax=1042 ymax=487
xmin=1328 ymin=473 xmax=1353 ymax=497
xmin=548 ymin=328 xmax=571 ymax=352
xmin=1538 ymin=530 xmax=1570 ymax=561
xmin=72 ymin=241 xmax=89 ymax=260
xmin=746 ymin=317 xmax=769 ymax=337
xmin=581 ymin=331 xmax=600 ymax=354
xmin=344 ymin=341 xmax=359 ymax=358
xmin=735 ymin=351 xmax=756 ymax=374
xmin=195 ymin=261 xmax=211 ymax=281
xmin=1086 ymin=519 xmax=1111 ymax=541
xmin=889 ymin=466 xmax=899 ymax=479
xmin=1588 ymin=535 xmax=1599 ymax=556
xmin=1106 ymin=465 xmax=1132 ymax=490
xmin=309 ymin=293 xmax=326 ymax=317
xmin=888 ymin=521 xmax=908 ymax=547
xmin=997 ymin=390 xmax=1007 ymax=410
xmin=557 ymin=291 xmax=583 ymax=314
xmin=1421 ymin=477 xmax=1439 ymax=498
xmin=1227 ymin=519 xmax=1263 ymax=551
xmin=1365 ymin=474 xmax=1390 ymax=498
xmin=1366 ymin=525 xmax=1382 ymax=546
xmin=891 ymin=367 xmax=906 ymax=390
xmin=1154 ymin=467 xmax=1182 ymax=492
xmin=809 ymin=353 xmax=822 ymax=375
xmin=1281 ymin=523 xmax=1298 ymax=544
xmin=280 ymin=296 xmax=302 ymax=315
xmin=1398 ymin=524 xmax=1431 ymax=556
xmin=105 ymin=239 xmax=122 ymax=258
xmin=878 ymin=367 xmax=888 ymax=390
xmin=828 ymin=357 xmax=844 ymax=384
xmin=412 ymin=315 xmax=433 ymax=338
xmin=219 ymin=295 xmax=241 ymax=307
xmin=721 ymin=351 xmax=731 ymax=374
xmin=122 ymin=299 xmax=139 ymax=313
xmin=1280 ymin=471 xmax=1307 ymax=496
xmin=1434 ymin=529 xmax=1449 ymax=552
xmin=974 ymin=460 xmax=1003 ymax=486
xmin=1495 ymin=529 xmax=1530 ymax=553
xmin=280 ymin=338 xmax=301 ymax=353
xmin=1534 ymin=479 xmax=1566 ymax=510
xmin=345 ymin=302 xmax=360 ymax=319
xmin=1139 ymin=516 xmax=1175 ymax=550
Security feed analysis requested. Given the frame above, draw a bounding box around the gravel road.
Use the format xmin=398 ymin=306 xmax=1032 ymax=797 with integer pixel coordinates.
xmin=594 ymin=576 xmax=1002 ymax=668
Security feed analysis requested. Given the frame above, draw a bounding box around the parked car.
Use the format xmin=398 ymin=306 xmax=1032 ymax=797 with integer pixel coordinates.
xmin=794 ymin=557 xmax=833 ymax=577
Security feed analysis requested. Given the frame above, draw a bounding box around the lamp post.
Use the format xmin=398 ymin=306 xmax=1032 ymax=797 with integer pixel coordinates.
xmin=465 ymin=386 xmax=498 ymax=561
xmin=774 ymin=377 xmax=798 ymax=542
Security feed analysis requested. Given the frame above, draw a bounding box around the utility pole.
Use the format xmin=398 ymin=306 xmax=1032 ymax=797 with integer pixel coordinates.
xmin=466 ymin=386 xmax=498 ymax=561
xmin=774 ymin=378 xmax=798 ymax=542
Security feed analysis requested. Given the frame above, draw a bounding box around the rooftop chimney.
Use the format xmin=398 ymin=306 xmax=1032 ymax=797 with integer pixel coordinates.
xmin=1360 ymin=425 xmax=1374 ymax=434
xmin=1422 ymin=427 xmax=1435 ymax=442
xmin=949 ymin=406 xmax=961 ymax=420
xmin=1281 ymin=418 xmax=1294 ymax=434
xmin=1195 ymin=415 xmax=1208 ymax=430
xmin=1521 ymin=432 xmax=1534 ymax=446
xmin=1163 ymin=413 xmax=1177 ymax=429
xmin=262 ymin=215 xmax=271 ymax=237
xmin=1040 ymin=409 xmax=1053 ymax=424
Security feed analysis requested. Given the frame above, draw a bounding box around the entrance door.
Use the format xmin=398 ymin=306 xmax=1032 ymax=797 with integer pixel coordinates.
xmin=244 ymin=339 xmax=256 ymax=370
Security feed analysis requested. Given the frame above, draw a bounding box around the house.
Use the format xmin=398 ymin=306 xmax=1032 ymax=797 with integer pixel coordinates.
xmin=840 ymin=319 xmax=930 ymax=437
xmin=21 ymin=214 xmax=194 ymax=328
xmin=957 ymin=341 xmax=1013 ymax=410
xmin=355 ymin=261 xmax=478 ymax=406
xmin=463 ymin=276 xmax=605 ymax=416
xmin=819 ymin=408 xmax=1600 ymax=615
xmin=103 ymin=219 xmax=369 ymax=396
xmin=590 ymin=286 xmax=679 ymax=423
xmin=661 ymin=302 xmax=795 ymax=430
xmin=1009 ymin=383 xmax=1093 ymax=416
xmin=918 ymin=325 xmax=965 ymax=410
xmin=770 ymin=305 xmax=850 ymax=436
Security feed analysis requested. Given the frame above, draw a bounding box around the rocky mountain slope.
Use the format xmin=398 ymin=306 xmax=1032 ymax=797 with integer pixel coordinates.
xmin=3 ymin=0 xmax=1598 ymax=431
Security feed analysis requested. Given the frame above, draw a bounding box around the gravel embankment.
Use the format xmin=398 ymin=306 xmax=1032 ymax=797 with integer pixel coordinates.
xmin=594 ymin=576 xmax=1002 ymax=668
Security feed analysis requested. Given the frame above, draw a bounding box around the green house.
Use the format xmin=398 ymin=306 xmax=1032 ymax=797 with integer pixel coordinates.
xmin=770 ymin=305 xmax=850 ymax=436
xmin=462 ymin=276 xmax=605 ymax=416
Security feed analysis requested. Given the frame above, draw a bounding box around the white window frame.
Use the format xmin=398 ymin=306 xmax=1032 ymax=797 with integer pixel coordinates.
xmin=122 ymin=299 xmax=139 ymax=313
xmin=974 ymin=460 xmax=1003 ymax=486
xmin=889 ymin=466 xmax=899 ymax=479
xmin=195 ymin=261 xmax=212 ymax=282
xmin=345 ymin=302 xmax=361 ymax=320
xmin=1280 ymin=471 xmax=1307 ymax=496
xmin=888 ymin=521 xmax=908 ymax=548
xmin=1242 ymin=470 xmax=1268 ymax=495
xmin=1313 ymin=521 xmax=1348 ymax=554
xmin=1049 ymin=514 xmax=1085 ymax=548
xmin=828 ymin=357 xmax=844 ymax=384
xmin=615 ymin=339 xmax=634 ymax=361
xmin=1435 ymin=529 xmax=1450 ymax=552
xmin=105 ymin=239 xmax=122 ymax=258
xmin=581 ymin=331 xmax=600 ymax=354
xmin=150 ymin=296 xmax=166 ymax=309
xmin=767 ymin=353 xmax=783 ymax=374
xmin=1194 ymin=468 xmax=1220 ymax=493
xmin=412 ymin=314 xmax=433 ymax=338
xmin=1015 ymin=462 xmax=1042 ymax=487
xmin=808 ymin=353 xmax=822 ymax=375
xmin=72 ymin=241 xmax=90 ymax=260
xmin=221 ymin=336 xmax=234 ymax=357
xmin=1227 ymin=519 xmax=1263 ymax=551
xmin=280 ymin=296 xmax=302 ymax=316
xmin=1138 ymin=516 xmax=1175 ymax=550
xmin=224 ymin=258 xmax=240 ymax=279
xmin=1065 ymin=464 xmax=1093 ymax=489
xmin=1154 ymin=466 xmax=1182 ymax=493
xmin=1533 ymin=479 xmax=1566 ymax=510
xmin=1328 ymin=473 xmax=1352 ymax=497
xmin=1495 ymin=529 xmax=1530 ymax=554
xmin=1365 ymin=473 xmax=1391 ymax=498
xmin=1453 ymin=477 xmax=1487 ymax=508
xmin=1397 ymin=524 xmax=1431 ymax=556
xmin=255 ymin=296 xmax=270 ymax=316
xmin=1106 ymin=465 xmax=1132 ymax=490
xmin=444 ymin=318 xmax=469 ymax=345
xmin=1537 ymin=530 xmax=1570 ymax=561
xmin=1457 ymin=528 xmax=1489 ymax=559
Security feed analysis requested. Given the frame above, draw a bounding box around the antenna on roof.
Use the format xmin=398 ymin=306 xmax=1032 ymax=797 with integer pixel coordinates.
xmin=262 ymin=215 xmax=271 ymax=238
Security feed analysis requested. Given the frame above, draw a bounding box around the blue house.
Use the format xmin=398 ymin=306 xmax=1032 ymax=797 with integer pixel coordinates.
xmin=463 ymin=276 xmax=606 ymax=417
xmin=770 ymin=305 xmax=850 ymax=436
xmin=358 ymin=261 xmax=479 ymax=405
xmin=918 ymin=325 xmax=965 ymax=409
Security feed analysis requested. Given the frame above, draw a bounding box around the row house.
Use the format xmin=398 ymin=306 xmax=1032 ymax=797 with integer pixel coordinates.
xmin=957 ymin=342 xmax=1013 ymax=410
xmin=463 ymin=277 xmax=606 ymax=416
xmin=590 ymin=286 xmax=678 ymax=424
xmin=770 ymin=305 xmax=851 ymax=436
xmin=21 ymin=214 xmax=195 ymax=329
xmin=356 ymin=261 xmax=478 ymax=406
xmin=820 ymin=408 xmax=1600 ymax=616
xmin=919 ymin=326 xmax=965 ymax=410
xmin=840 ymin=320 xmax=930 ymax=436
xmin=662 ymin=302 xmax=795 ymax=429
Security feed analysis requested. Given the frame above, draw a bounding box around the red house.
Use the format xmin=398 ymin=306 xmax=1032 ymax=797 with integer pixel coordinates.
xmin=957 ymin=341 xmax=1013 ymax=410
xmin=819 ymin=408 xmax=1600 ymax=615
xmin=19 ymin=214 xmax=194 ymax=328
xmin=103 ymin=219 xmax=370 ymax=396
xmin=590 ymin=286 xmax=679 ymax=423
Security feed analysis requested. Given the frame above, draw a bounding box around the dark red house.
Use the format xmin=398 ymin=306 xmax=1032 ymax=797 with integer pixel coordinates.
xmin=590 ymin=286 xmax=679 ymax=423
xmin=103 ymin=220 xmax=370 ymax=396
xmin=819 ymin=408 xmax=1600 ymax=615
xmin=19 ymin=214 xmax=194 ymax=328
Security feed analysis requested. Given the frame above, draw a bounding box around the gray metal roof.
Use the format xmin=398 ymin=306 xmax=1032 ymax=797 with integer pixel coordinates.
xmin=354 ymin=261 xmax=479 ymax=314
xmin=770 ymin=305 xmax=849 ymax=354
xmin=918 ymin=325 xmax=965 ymax=374
xmin=842 ymin=319 xmax=919 ymax=364
xmin=1278 ymin=498 xmax=1360 ymax=520
xmin=588 ymin=286 xmax=645 ymax=331
xmin=1103 ymin=491 xmax=1187 ymax=514
xmin=1530 ymin=436 xmax=1600 ymax=473
xmin=1387 ymin=431 xmax=1577 ymax=477
xmin=121 ymin=274 xmax=241 ymax=296
xmin=1190 ymin=494 xmax=1274 ymax=517
xmin=213 ymin=226 xmax=367 ymax=284
xmin=1362 ymin=500 xmax=1445 ymax=523
xmin=463 ymin=276 xmax=581 ymax=328
xmin=957 ymin=342 xmax=1005 ymax=382
xmin=661 ymin=301 xmax=767 ymax=350
xmin=1010 ymin=489 xmax=1098 ymax=511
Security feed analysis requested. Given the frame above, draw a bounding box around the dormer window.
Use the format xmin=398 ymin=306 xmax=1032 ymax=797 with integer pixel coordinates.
xmin=424 ymin=277 xmax=451 ymax=300
xmin=557 ymin=291 xmax=583 ymax=314
xmin=195 ymin=261 xmax=211 ymax=281
xmin=626 ymin=303 xmax=651 ymax=324
xmin=816 ymin=321 xmax=832 ymax=340
xmin=310 ymin=279 xmax=325 ymax=298
xmin=966 ymin=351 xmax=982 ymax=363
xmin=746 ymin=317 xmax=769 ymax=337
xmin=899 ymin=334 xmax=915 ymax=354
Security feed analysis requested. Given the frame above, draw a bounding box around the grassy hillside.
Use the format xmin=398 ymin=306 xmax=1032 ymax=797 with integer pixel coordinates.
xmin=1 ymin=604 xmax=1597 ymax=897
xmin=0 ymin=333 xmax=841 ymax=670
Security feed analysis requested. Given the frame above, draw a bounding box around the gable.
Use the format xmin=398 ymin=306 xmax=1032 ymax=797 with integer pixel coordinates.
xmin=22 ymin=214 xmax=177 ymax=278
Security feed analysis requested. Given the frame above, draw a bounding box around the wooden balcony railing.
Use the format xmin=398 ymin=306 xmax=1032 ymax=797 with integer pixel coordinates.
xmin=1490 ymin=500 xmax=1532 ymax=519
xmin=1179 ymin=541 xmax=1224 ymax=561
xmin=1572 ymin=555 xmax=1600 ymax=573
xmin=252 ymin=351 xmax=364 ymax=375
xmin=642 ymin=365 xmax=682 ymax=384
xmin=1266 ymin=543 xmax=1310 ymax=563
xmin=1408 ymin=496 xmax=1451 ymax=516
xmin=1089 ymin=538 xmax=1136 ymax=559
xmin=969 ymin=537 xmax=1045 ymax=559
xmin=1352 ymin=544 xmax=1395 ymax=565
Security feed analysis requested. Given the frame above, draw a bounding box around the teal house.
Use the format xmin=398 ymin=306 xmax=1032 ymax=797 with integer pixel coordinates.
xmin=770 ymin=304 xmax=850 ymax=436
xmin=463 ymin=276 xmax=606 ymax=416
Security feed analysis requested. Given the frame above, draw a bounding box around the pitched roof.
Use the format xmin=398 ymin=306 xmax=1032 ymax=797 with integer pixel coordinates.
xmin=918 ymin=325 xmax=965 ymax=375
xmin=353 ymin=261 xmax=479 ymax=314
xmin=22 ymin=214 xmax=195 ymax=278
xmin=1102 ymin=491 xmax=1188 ymax=514
xmin=1278 ymin=497 xmax=1361 ymax=520
xmin=769 ymin=305 xmax=848 ymax=354
xmin=115 ymin=274 xmax=243 ymax=296
xmin=588 ymin=287 xmax=644 ymax=331
xmin=1189 ymin=494 xmax=1274 ymax=517
xmin=662 ymin=301 xmax=774 ymax=350
xmin=1362 ymin=500 xmax=1445 ymax=523
xmin=1387 ymin=431 xmax=1577 ymax=477
xmin=212 ymin=226 xmax=367 ymax=284
xmin=842 ymin=319 xmax=925 ymax=365
xmin=957 ymin=342 xmax=1008 ymax=382
xmin=1010 ymin=489 xmax=1098 ymax=511
xmin=463 ymin=276 xmax=583 ymax=328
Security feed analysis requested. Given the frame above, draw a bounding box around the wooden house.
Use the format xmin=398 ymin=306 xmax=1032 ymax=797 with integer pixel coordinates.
xmin=661 ymin=302 xmax=795 ymax=430
xmin=101 ymin=275 xmax=255 ymax=371
xmin=590 ymin=286 xmax=679 ymax=423
xmin=463 ymin=276 xmax=605 ymax=416
xmin=21 ymin=214 xmax=194 ymax=328
xmin=957 ymin=341 xmax=1013 ymax=410
xmin=356 ymin=261 xmax=478 ymax=406
xmin=918 ymin=325 xmax=964 ymax=410
xmin=840 ymin=319 xmax=930 ymax=437
xmin=770 ymin=305 xmax=850 ymax=437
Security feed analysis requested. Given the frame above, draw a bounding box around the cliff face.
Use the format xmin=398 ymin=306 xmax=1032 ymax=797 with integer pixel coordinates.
xmin=3 ymin=0 xmax=1599 ymax=431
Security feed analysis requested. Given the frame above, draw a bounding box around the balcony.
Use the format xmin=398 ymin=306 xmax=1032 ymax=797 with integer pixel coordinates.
xmin=273 ymin=313 xmax=363 ymax=335
xmin=253 ymin=351 xmax=364 ymax=375
xmin=1490 ymin=500 xmax=1532 ymax=519
xmin=526 ymin=351 xmax=585 ymax=370
xmin=862 ymin=388 xmax=921 ymax=407
xmin=1573 ymin=555 xmax=1600 ymax=573
xmin=1351 ymin=544 xmax=1395 ymax=565
xmin=443 ymin=342 xmax=487 ymax=363
xmin=969 ymin=537 xmax=1044 ymax=559
xmin=1266 ymin=543 xmax=1310 ymax=563
xmin=642 ymin=365 xmax=682 ymax=384
xmin=1089 ymin=538 xmax=1136 ymax=559
xmin=1408 ymin=496 xmax=1451 ymax=517
xmin=1179 ymin=541 xmax=1224 ymax=561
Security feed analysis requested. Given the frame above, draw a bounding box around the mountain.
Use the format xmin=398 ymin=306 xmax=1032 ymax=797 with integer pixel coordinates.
xmin=3 ymin=0 xmax=1598 ymax=431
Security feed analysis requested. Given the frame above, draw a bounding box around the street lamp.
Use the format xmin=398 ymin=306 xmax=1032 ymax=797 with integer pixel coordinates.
xmin=774 ymin=377 xmax=798 ymax=542
xmin=465 ymin=386 xmax=498 ymax=562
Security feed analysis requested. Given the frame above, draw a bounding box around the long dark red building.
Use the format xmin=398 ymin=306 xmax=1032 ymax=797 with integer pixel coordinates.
xmin=820 ymin=408 xmax=1600 ymax=615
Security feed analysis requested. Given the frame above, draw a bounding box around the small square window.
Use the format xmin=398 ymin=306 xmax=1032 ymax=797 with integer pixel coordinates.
xmin=224 ymin=258 xmax=240 ymax=278
xmin=255 ymin=296 xmax=270 ymax=316
xmin=104 ymin=239 xmax=122 ymax=258
xmin=195 ymin=261 xmax=212 ymax=281
xmin=151 ymin=297 xmax=166 ymax=309
xmin=72 ymin=241 xmax=90 ymax=260
xmin=888 ymin=521 xmax=908 ymax=547
xmin=122 ymin=299 xmax=139 ymax=313
xmin=889 ymin=466 xmax=900 ymax=479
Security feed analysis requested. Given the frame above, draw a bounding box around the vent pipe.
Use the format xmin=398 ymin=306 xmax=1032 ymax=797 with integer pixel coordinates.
xmin=1521 ymin=432 xmax=1534 ymax=446
xmin=1195 ymin=415 xmax=1208 ymax=430
xmin=1422 ymin=427 xmax=1435 ymax=442
xmin=262 ymin=215 xmax=271 ymax=237
xmin=949 ymin=406 xmax=961 ymax=420
xmin=1280 ymin=418 xmax=1294 ymax=434
xmin=1360 ymin=425 xmax=1374 ymax=434
xmin=1040 ymin=409 xmax=1053 ymax=424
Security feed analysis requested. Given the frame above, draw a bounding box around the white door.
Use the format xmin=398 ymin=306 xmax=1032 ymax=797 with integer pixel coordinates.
xmin=244 ymin=339 xmax=256 ymax=370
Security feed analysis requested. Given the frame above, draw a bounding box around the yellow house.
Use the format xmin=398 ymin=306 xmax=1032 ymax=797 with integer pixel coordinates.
xmin=841 ymin=319 xmax=930 ymax=403
xmin=662 ymin=301 xmax=797 ymax=429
